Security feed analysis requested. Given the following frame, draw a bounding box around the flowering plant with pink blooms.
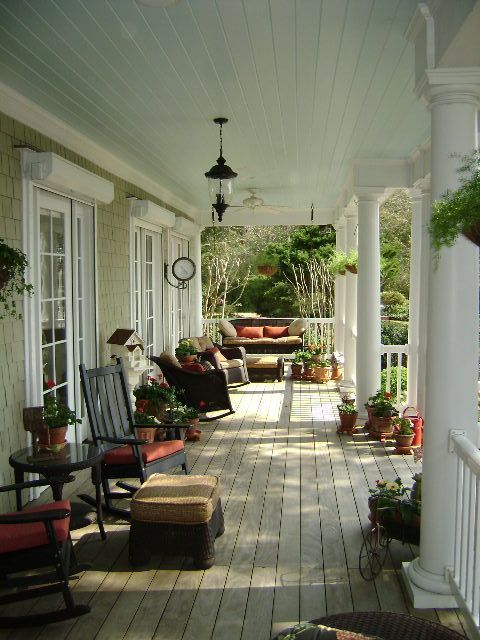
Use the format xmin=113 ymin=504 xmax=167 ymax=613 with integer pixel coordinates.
xmin=43 ymin=380 xmax=80 ymax=428
xmin=133 ymin=376 xmax=176 ymax=403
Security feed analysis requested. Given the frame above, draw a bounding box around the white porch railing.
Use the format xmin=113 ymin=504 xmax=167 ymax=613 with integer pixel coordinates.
xmin=381 ymin=344 xmax=409 ymax=408
xmin=202 ymin=317 xmax=335 ymax=351
xmin=449 ymin=430 xmax=480 ymax=635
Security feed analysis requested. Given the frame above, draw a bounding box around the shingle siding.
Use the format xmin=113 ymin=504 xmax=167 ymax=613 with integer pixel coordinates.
xmin=0 ymin=110 xmax=180 ymax=510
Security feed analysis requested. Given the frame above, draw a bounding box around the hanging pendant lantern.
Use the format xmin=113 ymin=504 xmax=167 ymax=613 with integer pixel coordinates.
xmin=204 ymin=117 xmax=237 ymax=222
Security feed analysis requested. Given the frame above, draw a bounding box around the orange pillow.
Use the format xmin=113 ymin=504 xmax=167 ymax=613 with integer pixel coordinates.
xmin=263 ymin=325 xmax=289 ymax=338
xmin=236 ymin=326 xmax=263 ymax=339
xmin=206 ymin=347 xmax=228 ymax=362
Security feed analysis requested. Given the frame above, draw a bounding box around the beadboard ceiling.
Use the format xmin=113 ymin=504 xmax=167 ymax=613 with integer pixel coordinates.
xmin=0 ymin=0 xmax=429 ymax=221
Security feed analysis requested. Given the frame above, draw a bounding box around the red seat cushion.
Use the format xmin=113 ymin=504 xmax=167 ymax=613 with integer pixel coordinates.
xmin=263 ymin=325 xmax=289 ymax=338
xmin=104 ymin=440 xmax=184 ymax=465
xmin=0 ymin=500 xmax=71 ymax=554
xmin=236 ymin=326 xmax=263 ymax=339
xmin=181 ymin=363 xmax=205 ymax=373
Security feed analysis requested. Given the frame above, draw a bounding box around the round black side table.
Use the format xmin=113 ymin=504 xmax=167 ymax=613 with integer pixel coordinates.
xmin=9 ymin=443 xmax=105 ymax=540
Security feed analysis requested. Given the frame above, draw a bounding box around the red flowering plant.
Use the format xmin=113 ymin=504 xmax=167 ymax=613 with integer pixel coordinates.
xmin=133 ymin=375 xmax=174 ymax=402
xmin=365 ymin=389 xmax=398 ymax=417
xmin=43 ymin=380 xmax=80 ymax=429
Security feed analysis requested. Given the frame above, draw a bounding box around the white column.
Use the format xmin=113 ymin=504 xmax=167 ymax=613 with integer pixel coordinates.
xmin=342 ymin=208 xmax=358 ymax=386
xmin=411 ymin=185 xmax=431 ymax=415
xmin=404 ymin=78 xmax=480 ymax=608
xmin=355 ymin=193 xmax=382 ymax=411
xmin=334 ymin=219 xmax=346 ymax=355
xmin=406 ymin=191 xmax=423 ymax=407
xmin=190 ymin=229 xmax=203 ymax=337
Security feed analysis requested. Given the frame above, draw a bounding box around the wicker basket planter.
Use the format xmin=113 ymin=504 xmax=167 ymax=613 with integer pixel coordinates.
xmin=345 ymin=263 xmax=357 ymax=274
xmin=462 ymin=219 xmax=480 ymax=247
xmin=256 ymin=264 xmax=278 ymax=276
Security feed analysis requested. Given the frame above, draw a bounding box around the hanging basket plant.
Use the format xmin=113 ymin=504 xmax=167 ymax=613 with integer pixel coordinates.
xmin=344 ymin=249 xmax=358 ymax=274
xmin=0 ymin=238 xmax=34 ymax=319
xmin=254 ymin=251 xmax=279 ymax=277
xmin=328 ymin=249 xmax=348 ymax=276
xmin=429 ymin=150 xmax=480 ymax=260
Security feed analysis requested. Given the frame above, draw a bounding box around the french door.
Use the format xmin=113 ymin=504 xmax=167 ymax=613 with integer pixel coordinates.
xmin=133 ymin=226 xmax=164 ymax=359
xmin=37 ymin=189 xmax=95 ymax=442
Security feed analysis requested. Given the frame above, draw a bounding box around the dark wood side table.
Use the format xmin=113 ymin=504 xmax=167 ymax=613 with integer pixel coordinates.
xmin=9 ymin=443 xmax=105 ymax=540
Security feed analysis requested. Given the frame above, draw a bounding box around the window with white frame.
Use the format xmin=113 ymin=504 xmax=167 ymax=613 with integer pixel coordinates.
xmin=169 ymin=234 xmax=191 ymax=347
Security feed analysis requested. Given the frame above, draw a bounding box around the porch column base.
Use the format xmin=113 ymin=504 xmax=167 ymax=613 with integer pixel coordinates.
xmin=402 ymin=560 xmax=457 ymax=609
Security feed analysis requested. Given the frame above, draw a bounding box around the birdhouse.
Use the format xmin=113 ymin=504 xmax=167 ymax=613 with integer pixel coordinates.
xmin=107 ymin=329 xmax=149 ymax=402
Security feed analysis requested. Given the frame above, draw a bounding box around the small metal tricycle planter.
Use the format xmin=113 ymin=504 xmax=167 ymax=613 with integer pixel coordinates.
xmin=359 ymin=488 xmax=420 ymax=581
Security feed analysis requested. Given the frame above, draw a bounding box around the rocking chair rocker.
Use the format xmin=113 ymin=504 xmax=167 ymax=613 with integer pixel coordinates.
xmin=79 ymin=358 xmax=188 ymax=518
xmin=0 ymin=479 xmax=89 ymax=628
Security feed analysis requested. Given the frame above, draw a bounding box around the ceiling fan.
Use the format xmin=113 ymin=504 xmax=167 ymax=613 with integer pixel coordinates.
xmin=230 ymin=189 xmax=295 ymax=214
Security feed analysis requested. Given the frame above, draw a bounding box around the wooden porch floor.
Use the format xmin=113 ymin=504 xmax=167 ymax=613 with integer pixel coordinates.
xmin=4 ymin=375 xmax=470 ymax=639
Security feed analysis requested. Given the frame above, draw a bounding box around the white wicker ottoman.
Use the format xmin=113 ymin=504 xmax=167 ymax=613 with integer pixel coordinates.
xmin=128 ymin=474 xmax=224 ymax=569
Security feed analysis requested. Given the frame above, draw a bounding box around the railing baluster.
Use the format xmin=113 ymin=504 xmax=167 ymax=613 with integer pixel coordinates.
xmin=454 ymin=456 xmax=463 ymax=583
xmin=472 ymin=476 xmax=480 ymax=625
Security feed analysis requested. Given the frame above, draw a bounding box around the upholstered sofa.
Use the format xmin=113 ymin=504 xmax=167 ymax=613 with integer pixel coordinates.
xmin=219 ymin=318 xmax=307 ymax=354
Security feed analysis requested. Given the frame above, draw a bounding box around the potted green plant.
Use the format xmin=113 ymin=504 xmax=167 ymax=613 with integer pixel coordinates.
xmin=368 ymin=477 xmax=421 ymax=539
xmin=133 ymin=411 xmax=158 ymax=443
xmin=391 ymin=417 xmax=414 ymax=454
xmin=40 ymin=382 xmax=81 ymax=448
xmin=370 ymin=392 xmax=398 ymax=440
xmin=0 ymin=238 xmax=34 ymax=319
xmin=133 ymin=377 xmax=175 ymax=419
xmin=328 ymin=249 xmax=348 ymax=276
xmin=429 ymin=150 xmax=480 ymax=260
xmin=337 ymin=402 xmax=358 ymax=435
xmin=345 ymin=249 xmax=358 ymax=274
xmin=364 ymin=390 xmax=384 ymax=426
xmin=302 ymin=351 xmax=314 ymax=380
xmin=291 ymin=350 xmax=304 ymax=379
xmin=183 ymin=405 xmax=201 ymax=442
xmin=175 ymin=339 xmax=198 ymax=363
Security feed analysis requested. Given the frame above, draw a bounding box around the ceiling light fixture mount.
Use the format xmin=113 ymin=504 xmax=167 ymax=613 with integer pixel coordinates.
xmin=205 ymin=117 xmax=237 ymax=223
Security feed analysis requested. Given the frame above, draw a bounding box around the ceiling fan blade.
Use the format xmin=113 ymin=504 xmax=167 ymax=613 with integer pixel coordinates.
xmin=261 ymin=205 xmax=297 ymax=214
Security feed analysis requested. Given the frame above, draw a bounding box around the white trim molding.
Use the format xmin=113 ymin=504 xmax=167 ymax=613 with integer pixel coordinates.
xmin=129 ymin=198 xmax=175 ymax=228
xmin=174 ymin=217 xmax=201 ymax=237
xmin=23 ymin=151 xmax=114 ymax=204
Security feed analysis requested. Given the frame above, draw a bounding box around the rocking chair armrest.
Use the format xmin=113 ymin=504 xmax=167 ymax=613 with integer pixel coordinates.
xmin=97 ymin=435 xmax=148 ymax=446
xmin=0 ymin=478 xmax=74 ymax=494
xmin=0 ymin=508 xmax=71 ymax=525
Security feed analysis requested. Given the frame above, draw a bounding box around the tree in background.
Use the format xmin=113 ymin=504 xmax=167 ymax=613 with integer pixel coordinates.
xmin=380 ymin=190 xmax=412 ymax=299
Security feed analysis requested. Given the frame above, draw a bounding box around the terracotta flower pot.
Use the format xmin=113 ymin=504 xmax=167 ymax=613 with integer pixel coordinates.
xmin=394 ymin=433 xmax=414 ymax=455
xmin=337 ymin=410 xmax=358 ymax=435
xmin=302 ymin=367 xmax=314 ymax=380
xmin=135 ymin=426 xmax=157 ymax=443
xmin=177 ymin=354 xmax=197 ymax=364
xmin=370 ymin=415 xmax=394 ymax=441
xmin=313 ymin=366 xmax=332 ymax=383
xmin=291 ymin=363 xmax=303 ymax=379
xmin=38 ymin=425 xmax=67 ymax=447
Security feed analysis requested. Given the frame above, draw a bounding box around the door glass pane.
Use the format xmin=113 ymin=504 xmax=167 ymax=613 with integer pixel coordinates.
xmin=55 ymin=341 xmax=67 ymax=385
xmin=53 ymin=256 xmax=65 ymax=298
xmin=40 ymin=212 xmax=51 ymax=253
xmin=42 ymin=345 xmax=55 ymax=384
xmin=52 ymin=212 xmax=65 ymax=253
xmin=40 ymin=255 xmax=52 ymax=300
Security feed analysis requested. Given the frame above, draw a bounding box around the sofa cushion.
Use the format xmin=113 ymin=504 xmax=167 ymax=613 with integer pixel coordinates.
xmin=288 ymin=318 xmax=308 ymax=336
xmin=158 ymin=351 xmax=181 ymax=368
xmin=223 ymin=337 xmax=276 ymax=345
xmin=206 ymin=347 xmax=228 ymax=364
xmin=236 ymin=326 xmax=263 ymax=339
xmin=187 ymin=337 xmax=201 ymax=351
xmin=218 ymin=319 xmax=237 ymax=337
xmin=198 ymin=336 xmax=215 ymax=350
xmin=264 ymin=325 xmax=289 ymax=338
xmin=219 ymin=358 xmax=244 ymax=369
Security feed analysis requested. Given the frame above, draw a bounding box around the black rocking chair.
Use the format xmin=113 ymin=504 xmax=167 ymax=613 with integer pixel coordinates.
xmin=0 ymin=479 xmax=89 ymax=628
xmin=79 ymin=358 xmax=188 ymax=518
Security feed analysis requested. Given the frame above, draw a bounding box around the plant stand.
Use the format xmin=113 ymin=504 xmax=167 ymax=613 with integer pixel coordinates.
xmin=393 ymin=433 xmax=414 ymax=455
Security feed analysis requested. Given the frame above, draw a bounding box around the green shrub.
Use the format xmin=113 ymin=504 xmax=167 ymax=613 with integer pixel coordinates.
xmin=381 ymin=290 xmax=408 ymax=308
xmin=381 ymin=321 xmax=408 ymax=345
xmin=381 ymin=366 xmax=408 ymax=401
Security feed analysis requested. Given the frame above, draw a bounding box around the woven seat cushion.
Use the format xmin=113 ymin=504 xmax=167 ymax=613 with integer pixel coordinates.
xmin=0 ymin=500 xmax=71 ymax=554
xmin=104 ymin=440 xmax=184 ymax=465
xmin=247 ymin=356 xmax=279 ymax=368
xmin=131 ymin=474 xmax=220 ymax=524
xmin=219 ymin=358 xmax=244 ymax=369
